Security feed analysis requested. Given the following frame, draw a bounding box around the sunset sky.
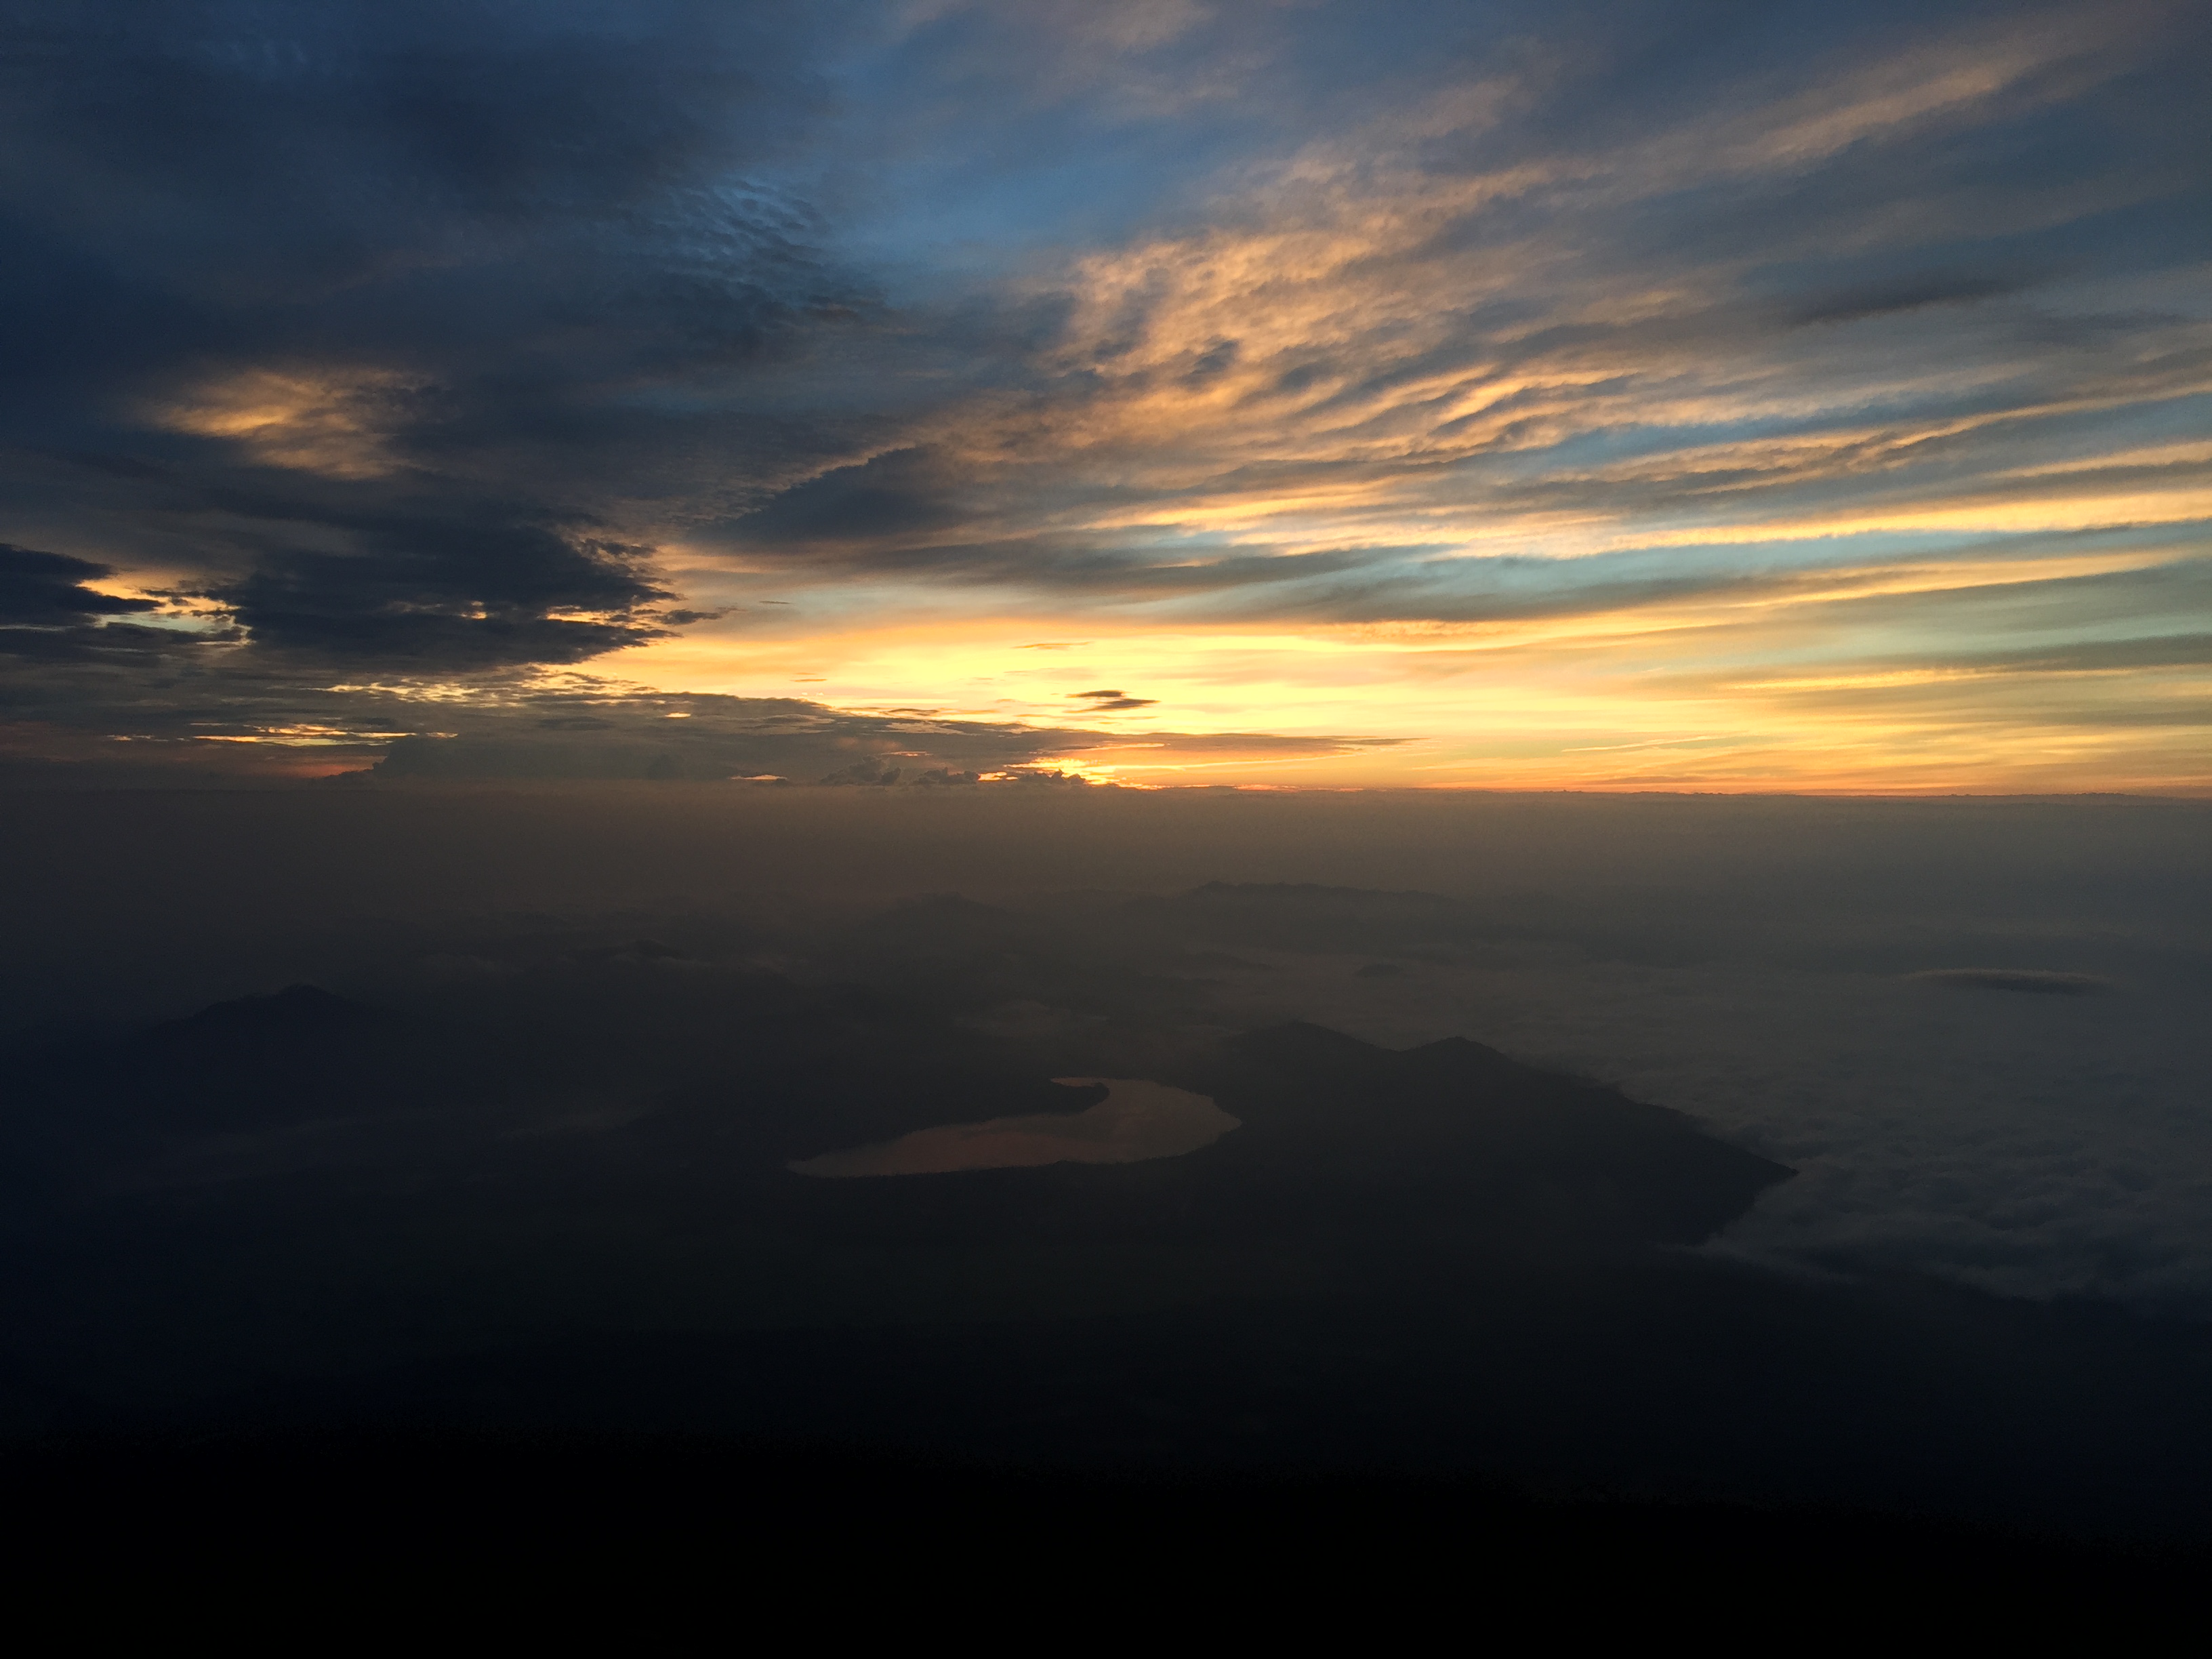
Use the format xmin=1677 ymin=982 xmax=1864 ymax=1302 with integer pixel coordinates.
xmin=3 ymin=1 xmax=2207 ymax=790
xmin=11 ymin=3 xmax=2212 ymax=1555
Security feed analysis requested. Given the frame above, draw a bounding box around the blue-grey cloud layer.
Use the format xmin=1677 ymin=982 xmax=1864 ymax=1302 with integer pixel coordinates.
xmin=1 ymin=1 xmax=870 ymax=661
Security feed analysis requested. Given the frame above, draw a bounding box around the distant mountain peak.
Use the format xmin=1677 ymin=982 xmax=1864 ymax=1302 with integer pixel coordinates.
xmin=1227 ymin=1021 xmax=1387 ymax=1066
xmin=1406 ymin=1033 xmax=1516 ymax=1060
xmin=1184 ymin=881 xmax=1445 ymax=905
xmin=164 ymin=984 xmax=378 ymax=1038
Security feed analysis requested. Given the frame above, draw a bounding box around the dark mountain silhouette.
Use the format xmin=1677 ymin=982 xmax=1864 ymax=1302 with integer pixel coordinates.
xmin=132 ymin=985 xmax=408 ymax=1131
xmin=6 ymin=994 xmax=2210 ymax=1551
xmin=151 ymin=983 xmax=378 ymax=1044
xmin=3 ymin=985 xmax=410 ymax=1159
xmin=1192 ymin=1023 xmax=1789 ymax=1244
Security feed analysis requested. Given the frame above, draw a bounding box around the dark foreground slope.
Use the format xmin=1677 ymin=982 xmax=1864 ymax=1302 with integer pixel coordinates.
xmin=3 ymin=982 xmax=2209 ymax=1577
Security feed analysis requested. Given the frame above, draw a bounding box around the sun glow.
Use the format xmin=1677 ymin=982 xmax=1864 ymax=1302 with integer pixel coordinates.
xmin=619 ymin=529 xmax=2212 ymax=794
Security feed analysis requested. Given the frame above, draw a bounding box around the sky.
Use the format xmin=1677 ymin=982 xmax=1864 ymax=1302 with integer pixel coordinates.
xmin=2 ymin=0 xmax=2208 ymax=791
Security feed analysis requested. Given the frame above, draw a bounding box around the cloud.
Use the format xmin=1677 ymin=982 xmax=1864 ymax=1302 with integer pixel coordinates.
xmin=0 ymin=544 xmax=159 ymax=626
xmin=690 ymin=4 xmax=2207 ymax=626
xmin=1070 ymin=689 xmax=1158 ymax=710
xmin=729 ymin=449 xmax=969 ymax=553
xmin=1907 ymin=968 xmax=2110 ymax=994
xmin=0 ymin=1 xmax=874 ymax=681
xmin=1791 ymin=274 xmax=2023 ymax=327
xmin=199 ymin=510 xmax=676 ymax=666
xmin=0 ymin=541 xmax=230 ymax=692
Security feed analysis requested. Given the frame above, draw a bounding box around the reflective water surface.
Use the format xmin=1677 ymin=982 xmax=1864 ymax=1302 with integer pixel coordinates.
xmin=788 ymin=1079 xmax=1238 ymax=1178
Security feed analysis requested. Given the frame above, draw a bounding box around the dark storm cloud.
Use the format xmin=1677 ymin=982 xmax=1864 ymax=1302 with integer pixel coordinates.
xmin=0 ymin=1 xmax=853 ymax=387
xmin=729 ymin=448 xmax=967 ymax=552
xmin=0 ymin=544 xmax=156 ymax=625
xmin=361 ymin=688 xmax=1078 ymax=785
xmin=1070 ymin=690 xmax=1157 ymax=710
xmin=199 ymin=510 xmax=673 ymax=666
xmin=0 ymin=541 xmax=218 ymax=672
xmin=360 ymin=697 xmax=1402 ymax=785
xmin=1790 ymin=274 xmax=2023 ymax=327
xmin=1908 ymin=968 xmax=2110 ymax=994
xmin=0 ymin=0 xmax=872 ymax=680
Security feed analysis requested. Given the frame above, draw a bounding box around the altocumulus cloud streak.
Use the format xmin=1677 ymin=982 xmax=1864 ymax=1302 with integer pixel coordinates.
xmin=1 ymin=1 xmax=2207 ymax=790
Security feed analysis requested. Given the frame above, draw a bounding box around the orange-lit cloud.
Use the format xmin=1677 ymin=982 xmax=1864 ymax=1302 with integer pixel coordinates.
xmin=148 ymin=367 xmax=426 ymax=480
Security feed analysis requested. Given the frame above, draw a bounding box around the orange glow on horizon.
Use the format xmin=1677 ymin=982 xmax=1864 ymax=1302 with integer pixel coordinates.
xmin=615 ymin=531 xmax=2212 ymax=796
